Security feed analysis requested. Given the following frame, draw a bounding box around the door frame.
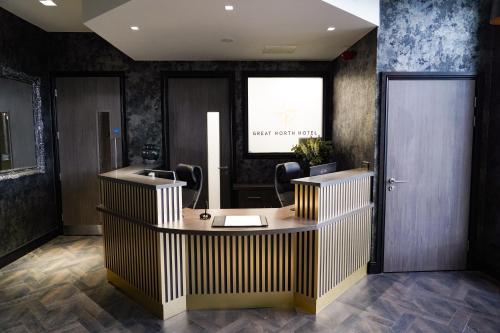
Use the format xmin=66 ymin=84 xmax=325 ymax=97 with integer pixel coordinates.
xmin=50 ymin=71 xmax=128 ymax=233
xmin=161 ymin=71 xmax=236 ymax=207
xmin=370 ymin=72 xmax=480 ymax=274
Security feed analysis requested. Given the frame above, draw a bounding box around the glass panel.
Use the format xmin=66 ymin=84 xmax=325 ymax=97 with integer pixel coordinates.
xmin=0 ymin=112 xmax=12 ymax=171
xmin=97 ymin=111 xmax=122 ymax=173
xmin=207 ymin=112 xmax=221 ymax=209
xmin=97 ymin=112 xmax=112 ymax=173
xmin=0 ymin=77 xmax=36 ymax=170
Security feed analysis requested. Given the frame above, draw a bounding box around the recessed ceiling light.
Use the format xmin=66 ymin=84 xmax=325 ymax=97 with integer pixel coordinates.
xmin=225 ymin=5 xmax=234 ymax=11
xmin=327 ymin=26 xmax=336 ymax=31
xmin=39 ymin=0 xmax=57 ymax=6
xmin=130 ymin=26 xmax=140 ymax=31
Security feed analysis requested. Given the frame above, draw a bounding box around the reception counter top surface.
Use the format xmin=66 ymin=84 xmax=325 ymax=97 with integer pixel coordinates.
xmin=292 ymin=168 xmax=373 ymax=187
xmin=98 ymin=204 xmax=372 ymax=236
xmin=170 ymin=207 xmax=320 ymax=235
xmin=99 ymin=165 xmax=186 ymax=189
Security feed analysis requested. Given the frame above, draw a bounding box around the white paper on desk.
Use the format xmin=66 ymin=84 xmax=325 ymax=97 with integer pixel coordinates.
xmin=224 ymin=215 xmax=262 ymax=227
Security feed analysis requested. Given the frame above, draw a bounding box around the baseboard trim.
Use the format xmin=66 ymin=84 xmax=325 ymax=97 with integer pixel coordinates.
xmin=187 ymin=292 xmax=294 ymax=311
xmin=0 ymin=228 xmax=60 ymax=269
xmin=368 ymin=261 xmax=382 ymax=274
xmin=63 ymin=225 xmax=102 ymax=235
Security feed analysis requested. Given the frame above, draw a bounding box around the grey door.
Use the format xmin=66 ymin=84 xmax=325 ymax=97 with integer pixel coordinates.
xmin=383 ymin=78 xmax=475 ymax=272
xmin=167 ymin=77 xmax=231 ymax=209
xmin=55 ymin=77 xmax=122 ymax=234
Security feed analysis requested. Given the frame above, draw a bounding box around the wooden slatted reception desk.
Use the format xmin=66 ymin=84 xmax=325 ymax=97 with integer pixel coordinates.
xmin=97 ymin=166 xmax=374 ymax=319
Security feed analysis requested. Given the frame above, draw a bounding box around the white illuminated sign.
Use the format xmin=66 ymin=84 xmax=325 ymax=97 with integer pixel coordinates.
xmin=247 ymin=77 xmax=323 ymax=154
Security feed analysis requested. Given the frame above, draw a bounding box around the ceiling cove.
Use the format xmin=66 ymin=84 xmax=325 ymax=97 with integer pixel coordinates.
xmin=0 ymin=0 xmax=379 ymax=61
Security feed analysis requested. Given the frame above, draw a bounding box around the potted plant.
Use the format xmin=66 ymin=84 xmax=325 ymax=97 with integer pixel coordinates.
xmin=141 ymin=143 xmax=160 ymax=165
xmin=291 ymin=137 xmax=335 ymax=175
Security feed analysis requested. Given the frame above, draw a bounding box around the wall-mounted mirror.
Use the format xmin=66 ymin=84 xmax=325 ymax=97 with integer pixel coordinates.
xmin=0 ymin=68 xmax=44 ymax=179
xmin=0 ymin=112 xmax=13 ymax=170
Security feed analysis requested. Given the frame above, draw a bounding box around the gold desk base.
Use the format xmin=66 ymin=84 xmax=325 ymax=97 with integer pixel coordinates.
xmin=294 ymin=264 xmax=367 ymax=313
xmin=107 ymin=264 xmax=367 ymax=319
xmin=107 ymin=270 xmax=186 ymax=320
xmin=187 ymin=291 xmax=295 ymax=311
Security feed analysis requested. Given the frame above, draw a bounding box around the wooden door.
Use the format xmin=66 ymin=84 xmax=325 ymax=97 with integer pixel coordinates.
xmin=55 ymin=77 xmax=122 ymax=234
xmin=167 ymin=77 xmax=232 ymax=209
xmin=383 ymin=77 xmax=475 ymax=272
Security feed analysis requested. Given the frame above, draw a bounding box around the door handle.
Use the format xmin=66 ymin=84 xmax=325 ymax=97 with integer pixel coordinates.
xmin=388 ymin=177 xmax=408 ymax=184
xmin=218 ymin=166 xmax=229 ymax=170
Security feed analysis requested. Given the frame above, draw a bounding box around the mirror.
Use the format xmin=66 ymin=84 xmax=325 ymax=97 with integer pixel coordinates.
xmin=0 ymin=112 xmax=13 ymax=170
xmin=0 ymin=67 xmax=44 ymax=179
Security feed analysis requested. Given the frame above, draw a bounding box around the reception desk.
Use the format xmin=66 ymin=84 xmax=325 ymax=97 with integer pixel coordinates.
xmin=97 ymin=166 xmax=373 ymax=319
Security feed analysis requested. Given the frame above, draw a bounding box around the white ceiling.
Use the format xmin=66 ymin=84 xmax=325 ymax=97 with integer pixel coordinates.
xmin=0 ymin=0 xmax=89 ymax=32
xmin=0 ymin=0 xmax=378 ymax=61
xmin=321 ymin=0 xmax=379 ymax=26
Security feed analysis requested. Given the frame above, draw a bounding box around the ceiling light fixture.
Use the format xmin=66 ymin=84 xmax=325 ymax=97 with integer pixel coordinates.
xmin=225 ymin=5 xmax=234 ymax=11
xmin=130 ymin=26 xmax=140 ymax=31
xmin=327 ymin=26 xmax=336 ymax=31
xmin=39 ymin=0 xmax=57 ymax=6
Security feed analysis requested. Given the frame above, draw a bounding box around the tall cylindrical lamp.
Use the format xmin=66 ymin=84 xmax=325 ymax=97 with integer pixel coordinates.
xmin=492 ymin=0 xmax=500 ymax=25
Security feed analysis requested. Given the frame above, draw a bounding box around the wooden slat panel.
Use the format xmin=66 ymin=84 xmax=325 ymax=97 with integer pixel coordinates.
xmin=250 ymin=235 xmax=255 ymax=293
xmin=214 ymin=236 xmax=220 ymax=294
xmin=293 ymin=174 xmax=372 ymax=223
xmin=99 ymin=179 xmax=183 ymax=225
xmin=184 ymin=234 xmax=291 ymax=296
xmin=102 ymin=213 xmax=187 ymax=303
xmin=313 ymin=207 xmax=372 ymax=298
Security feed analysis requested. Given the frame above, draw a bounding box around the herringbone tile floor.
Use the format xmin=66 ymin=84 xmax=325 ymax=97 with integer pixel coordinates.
xmin=1 ymin=236 xmax=499 ymax=332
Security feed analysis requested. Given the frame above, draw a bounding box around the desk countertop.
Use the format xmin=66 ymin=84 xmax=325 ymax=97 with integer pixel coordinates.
xmin=98 ymin=165 xmax=186 ymax=189
xmin=292 ymin=168 xmax=373 ymax=187
xmin=98 ymin=205 xmax=373 ymax=236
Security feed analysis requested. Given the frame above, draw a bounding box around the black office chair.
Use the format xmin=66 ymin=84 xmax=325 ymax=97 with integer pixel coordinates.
xmin=274 ymin=162 xmax=302 ymax=207
xmin=175 ymin=163 xmax=203 ymax=209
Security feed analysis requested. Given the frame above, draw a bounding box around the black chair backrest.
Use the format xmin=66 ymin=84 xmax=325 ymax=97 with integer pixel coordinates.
xmin=274 ymin=162 xmax=302 ymax=207
xmin=175 ymin=163 xmax=203 ymax=209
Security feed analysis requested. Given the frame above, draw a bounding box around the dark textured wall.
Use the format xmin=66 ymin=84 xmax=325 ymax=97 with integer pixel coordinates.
xmin=49 ymin=33 xmax=332 ymax=184
xmin=377 ymin=0 xmax=486 ymax=72
xmin=332 ymin=30 xmax=377 ymax=170
xmin=479 ymin=25 xmax=500 ymax=278
xmin=0 ymin=8 xmax=58 ymax=257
